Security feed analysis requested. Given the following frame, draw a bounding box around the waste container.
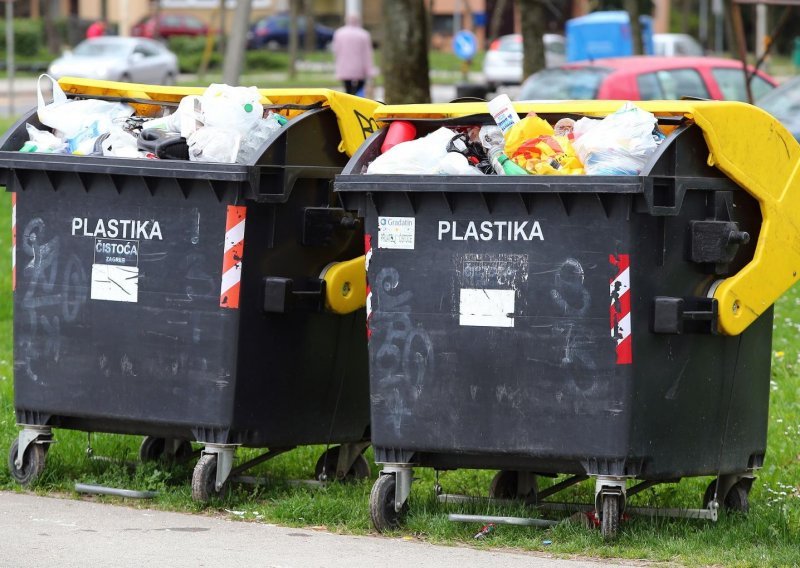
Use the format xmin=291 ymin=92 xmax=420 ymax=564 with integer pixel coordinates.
xmin=4 ymin=78 xmax=381 ymax=501
xmin=335 ymin=100 xmax=800 ymax=537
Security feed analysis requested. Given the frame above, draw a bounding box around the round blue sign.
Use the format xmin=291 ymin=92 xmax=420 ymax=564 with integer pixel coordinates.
xmin=452 ymin=30 xmax=478 ymax=61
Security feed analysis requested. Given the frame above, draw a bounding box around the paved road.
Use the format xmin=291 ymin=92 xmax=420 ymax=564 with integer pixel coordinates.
xmin=0 ymin=492 xmax=648 ymax=568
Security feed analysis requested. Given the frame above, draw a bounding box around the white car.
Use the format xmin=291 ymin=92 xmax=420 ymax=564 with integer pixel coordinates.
xmin=48 ymin=37 xmax=179 ymax=85
xmin=653 ymin=33 xmax=704 ymax=57
xmin=482 ymin=34 xmax=566 ymax=89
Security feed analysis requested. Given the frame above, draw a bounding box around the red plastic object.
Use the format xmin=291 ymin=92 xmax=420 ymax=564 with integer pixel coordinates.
xmin=381 ymin=121 xmax=417 ymax=154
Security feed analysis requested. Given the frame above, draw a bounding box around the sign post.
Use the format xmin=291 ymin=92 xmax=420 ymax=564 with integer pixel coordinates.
xmin=452 ymin=29 xmax=477 ymax=82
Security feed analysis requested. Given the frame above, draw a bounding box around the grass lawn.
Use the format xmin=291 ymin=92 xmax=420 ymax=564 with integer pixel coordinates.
xmin=0 ymin=117 xmax=799 ymax=567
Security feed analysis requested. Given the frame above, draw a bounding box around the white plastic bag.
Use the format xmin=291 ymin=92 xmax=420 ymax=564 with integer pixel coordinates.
xmin=200 ymin=84 xmax=262 ymax=136
xmin=572 ymin=102 xmax=659 ymax=175
xmin=101 ymin=127 xmax=139 ymax=158
xmin=187 ymin=127 xmax=241 ymax=163
xmin=21 ymin=124 xmax=67 ymax=153
xmin=37 ymin=74 xmax=134 ymax=139
xmin=435 ymin=152 xmax=484 ymax=176
xmin=367 ymin=127 xmax=457 ymax=175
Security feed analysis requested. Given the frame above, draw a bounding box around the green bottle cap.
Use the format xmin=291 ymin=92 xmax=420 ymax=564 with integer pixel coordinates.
xmin=244 ymin=103 xmax=254 ymax=113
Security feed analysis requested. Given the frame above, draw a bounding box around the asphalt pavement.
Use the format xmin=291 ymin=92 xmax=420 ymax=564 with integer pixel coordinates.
xmin=0 ymin=492 xmax=654 ymax=568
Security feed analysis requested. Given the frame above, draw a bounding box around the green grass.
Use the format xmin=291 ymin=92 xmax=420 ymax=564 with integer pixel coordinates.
xmin=0 ymin=118 xmax=799 ymax=566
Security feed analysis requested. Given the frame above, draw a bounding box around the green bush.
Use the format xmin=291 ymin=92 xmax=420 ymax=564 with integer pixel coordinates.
xmin=168 ymin=35 xmax=212 ymax=55
xmin=244 ymin=50 xmax=284 ymax=71
xmin=177 ymin=51 xmax=222 ymax=73
xmin=0 ymin=19 xmax=43 ymax=56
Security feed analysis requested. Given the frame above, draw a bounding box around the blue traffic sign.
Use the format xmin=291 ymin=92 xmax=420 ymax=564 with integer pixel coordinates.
xmin=452 ymin=30 xmax=478 ymax=61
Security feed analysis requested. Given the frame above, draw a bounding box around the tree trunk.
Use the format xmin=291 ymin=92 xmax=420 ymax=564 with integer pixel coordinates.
xmin=288 ymin=0 xmax=299 ymax=79
xmin=221 ymin=0 xmax=252 ymax=85
xmin=303 ymin=0 xmax=317 ymax=53
xmin=681 ymin=0 xmax=691 ymax=33
xmin=519 ymin=0 xmax=546 ymax=78
xmin=625 ymin=0 xmax=644 ymax=54
xmin=43 ymin=0 xmax=60 ymax=54
xmin=488 ymin=0 xmax=510 ymax=43
xmin=383 ymin=0 xmax=431 ymax=104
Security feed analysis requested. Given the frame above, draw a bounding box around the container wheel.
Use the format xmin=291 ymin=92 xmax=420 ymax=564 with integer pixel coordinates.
xmin=314 ymin=446 xmax=371 ymax=482
xmin=139 ymin=437 xmax=193 ymax=463
xmin=703 ymin=479 xmax=750 ymax=514
xmin=600 ymin=493 xmax=620 ymax=540
xmin=7 ymin=438 xmax=46 ymax=486
xmin=191 ymin=454 xmax=226 ymax=503
xmin=489 ymin=470 xmax=538 ymax=502
xmin=369 ymin=474 xmax=407 ymax=533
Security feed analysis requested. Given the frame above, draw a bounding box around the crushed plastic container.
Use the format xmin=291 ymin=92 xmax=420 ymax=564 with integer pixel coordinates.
xmin=4 ymin=78 xmax=381 ymax=501
xmin=335 ymin=100 xmax=800 ymax=538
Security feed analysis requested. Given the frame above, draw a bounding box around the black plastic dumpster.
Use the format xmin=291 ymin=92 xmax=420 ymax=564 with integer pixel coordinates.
xmin=336 ymin=100 xmax=800 ymax=537
xmin=4 ymin=80 xmax=380 ymax=501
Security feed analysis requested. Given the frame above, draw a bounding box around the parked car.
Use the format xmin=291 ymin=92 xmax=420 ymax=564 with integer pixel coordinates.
xmin=757 ymin=75 xmax=800 ymax=140
xmin=47 ymin=37 xmax=179 ymax=84
xmin=247 ymin=14 xmax=334 ymax=50
xmin=131 ymin=14 xmax=208 ymax=39
xmin=518 ymin=56 xmax=776 ymax=101
xmin=482 ymin=34 xmax=566 ymax=89
xmin=653 ymin=33 xmax=704 ymax=57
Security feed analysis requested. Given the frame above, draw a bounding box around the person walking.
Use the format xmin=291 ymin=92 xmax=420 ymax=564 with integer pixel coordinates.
xmin=332 ymin=14 xmax=374 ymax=96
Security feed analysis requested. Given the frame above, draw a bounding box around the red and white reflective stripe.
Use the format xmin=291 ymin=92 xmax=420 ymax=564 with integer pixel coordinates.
xmin=609 ymin=254 xmax=632 ymax=365
xmin=364 ymin=233 xmax=372 ymax=338
xmin=11 ymin=193 xmax=16 ymax=291
xmin=220 ymin=205 xmax=246 ymax=309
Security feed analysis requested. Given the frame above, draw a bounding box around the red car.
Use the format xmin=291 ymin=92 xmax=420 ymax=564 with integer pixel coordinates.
xmin=518 ymin=56 xmax=776 ymax=101
xmin=131 ymin=14 xmax=209 ymax=40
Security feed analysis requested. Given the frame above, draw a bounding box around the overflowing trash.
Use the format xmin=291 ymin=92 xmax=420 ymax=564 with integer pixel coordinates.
xmin=23 ymin=75 xmax=287 ymax=164
xmin=366 ymin=94 xmax=665 ymax=176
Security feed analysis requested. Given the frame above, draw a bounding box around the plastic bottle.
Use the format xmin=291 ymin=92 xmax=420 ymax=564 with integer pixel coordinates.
xmin=479 ymin=125 xmax=528 ymax=175
xmin=487 ymin=94 xmax=521 ymax=135
xmin=488 ymin=146 xmax=529 ymax=175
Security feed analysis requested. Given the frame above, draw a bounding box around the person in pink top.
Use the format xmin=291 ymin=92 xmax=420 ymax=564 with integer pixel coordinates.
xmin=332 ymin=13 xmax=374 ymax=95
xmin=86 ymin=19 xmax=107 ymax=39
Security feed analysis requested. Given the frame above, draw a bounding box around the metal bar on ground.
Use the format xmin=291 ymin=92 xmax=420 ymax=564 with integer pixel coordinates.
xmin=75 ymin=483 xmax=157 ymax=499
xmin=448 ymin=513 xmax=559 ymax=527
xmin=228 ymin=447 xmax=293 ymax=477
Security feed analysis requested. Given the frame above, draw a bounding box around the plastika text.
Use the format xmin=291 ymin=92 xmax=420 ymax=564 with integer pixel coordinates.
xmin=437 ymin=220 xmax=543 ymax=242
xmin=72 ymin=218 xmax=163 ymax=240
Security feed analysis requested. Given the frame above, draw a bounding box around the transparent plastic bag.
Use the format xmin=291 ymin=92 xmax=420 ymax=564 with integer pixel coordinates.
xmin=187 ymin=127 xmax=241 ymax=163
xmin=37 ymin=74 xmax=133 ymax=139
xmin=236 ymin=114 xmax=284 ymax=164
xmin=572 ymin=102 xmax=658 ymax=175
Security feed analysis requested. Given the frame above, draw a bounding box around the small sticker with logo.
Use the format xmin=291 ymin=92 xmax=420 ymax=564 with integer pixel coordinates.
xmin=378 ymin=216 xmax=415 ymax=250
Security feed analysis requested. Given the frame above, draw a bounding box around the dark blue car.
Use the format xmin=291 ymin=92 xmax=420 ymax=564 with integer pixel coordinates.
xmin=247 ymin=14 xmax=334 ymax=50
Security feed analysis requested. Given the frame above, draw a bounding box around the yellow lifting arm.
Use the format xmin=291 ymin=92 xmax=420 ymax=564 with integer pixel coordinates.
xmin=321 ymin=256 xmax=367 ymax=315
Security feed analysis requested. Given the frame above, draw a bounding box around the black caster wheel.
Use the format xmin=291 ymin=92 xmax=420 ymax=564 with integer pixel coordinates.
xmin=139 ymin=437 xmax=193 ymax=463
xmin=191 ymin=454 xmax=228 ymax=503
xmin=703 ymin=478 xmax=750 ymax=514
xmin=370 ymin=474 xmax=407 ymax=532
xmin=315 ymin=446 xmax=371 ymax=482
xmin=8 ymin=438 xmax=46 ymax=486
xmin=489 ymin=470 xmax=538 ymax=502
xmin=600 ymin=493 xmax=621 ymax=540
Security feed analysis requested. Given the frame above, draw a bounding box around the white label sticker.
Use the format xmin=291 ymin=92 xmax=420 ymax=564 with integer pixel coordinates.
xmin=378 ymin=216 xmax=415 ymax=250
xmin=459 ymin=288 xmax=515 ymax=327
xmin=91 ymin=264 xmax=139 ymax=303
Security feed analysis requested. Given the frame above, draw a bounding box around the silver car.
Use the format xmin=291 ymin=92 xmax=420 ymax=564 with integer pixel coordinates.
xmin=482 ymin=34 xmax=566 ymax=89
xmin=48 ymin=37 xmax=179 ymax=85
